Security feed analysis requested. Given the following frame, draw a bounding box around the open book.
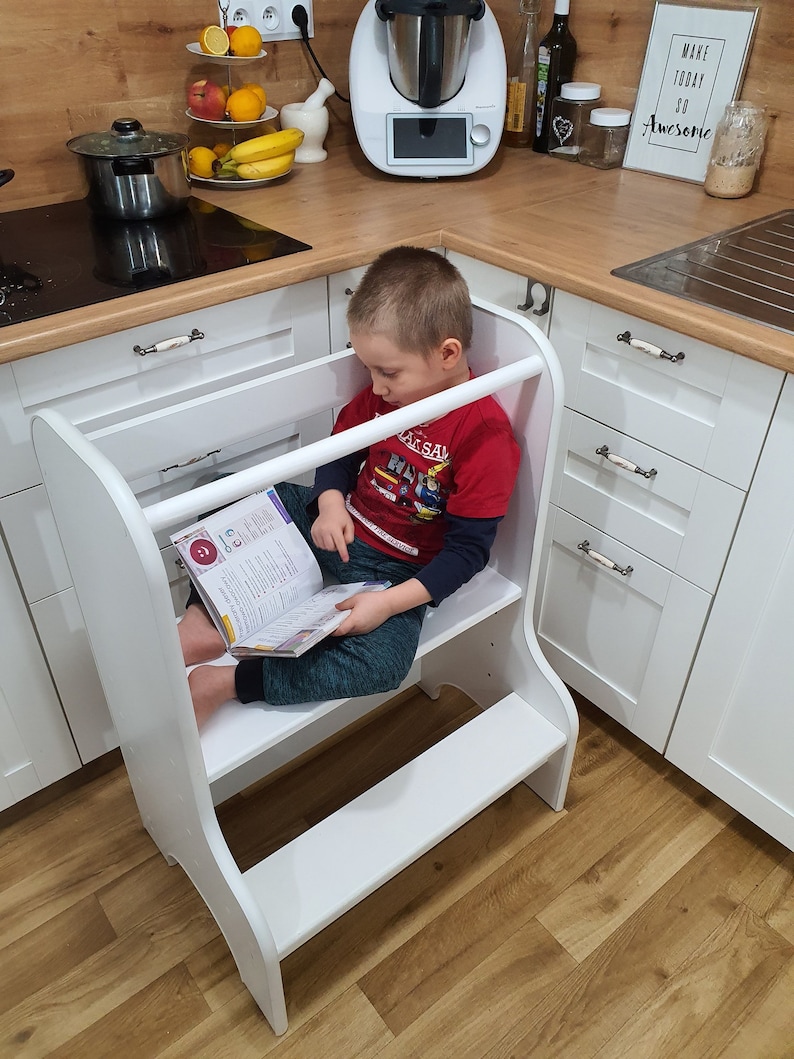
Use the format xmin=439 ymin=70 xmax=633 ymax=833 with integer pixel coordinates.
xmin=171 ymin=488 xmax=389 ymax=659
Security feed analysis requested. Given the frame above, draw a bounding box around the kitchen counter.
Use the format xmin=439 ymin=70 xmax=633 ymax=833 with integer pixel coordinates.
xmin=1 ymin=144 xmax=791 ymax=370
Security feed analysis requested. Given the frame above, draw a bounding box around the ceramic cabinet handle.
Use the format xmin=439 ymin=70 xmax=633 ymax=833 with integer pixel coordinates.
xmin=134 ymin=328 xmax=204 ymax=356
xmin=578 ymin=539 xmax=633 ymax=577
xmin=616 ymin=330 xmax=684 ymax=363
xmin=160 ymin=449 xmax=221 ymax=473
xmin=595 ymin=444 xmax=657 ymax=479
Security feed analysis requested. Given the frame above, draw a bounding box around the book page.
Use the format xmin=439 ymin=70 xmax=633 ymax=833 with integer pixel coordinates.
xmin=232 ymin=581 xmax=390 ymax=658
xmin=171 ymin=488 xmax=322 ymax=646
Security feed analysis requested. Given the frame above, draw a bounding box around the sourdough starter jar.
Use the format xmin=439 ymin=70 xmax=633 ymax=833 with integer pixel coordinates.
xmin=703 ymin=101 xmax=767 ymax=199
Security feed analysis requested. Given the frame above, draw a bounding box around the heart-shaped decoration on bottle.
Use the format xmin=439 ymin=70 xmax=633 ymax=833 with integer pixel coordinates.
xmin=552 ymin=116 xmax=574 ymax=146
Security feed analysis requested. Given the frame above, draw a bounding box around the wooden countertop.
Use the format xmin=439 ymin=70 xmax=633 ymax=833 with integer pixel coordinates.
xmin=1 ymin=144 xmax=791 ymax=371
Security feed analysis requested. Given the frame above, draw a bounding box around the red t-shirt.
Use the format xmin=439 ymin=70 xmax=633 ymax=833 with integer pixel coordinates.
xmin=332 ymin=385 xmax=520 ymax=566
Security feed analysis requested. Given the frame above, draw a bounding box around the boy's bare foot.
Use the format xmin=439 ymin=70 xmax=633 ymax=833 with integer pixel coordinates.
xmin=188 ymin=665 xmax=238 ymax=728
xmin=178 ymin=603 xmax=226 ymax=666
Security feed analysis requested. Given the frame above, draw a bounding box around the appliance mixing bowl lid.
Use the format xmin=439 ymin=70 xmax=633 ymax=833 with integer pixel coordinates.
xmin=376 ymin=0 xmax=485 ymax=18
xmin=67 ymin=118 xmax=189 ymax=159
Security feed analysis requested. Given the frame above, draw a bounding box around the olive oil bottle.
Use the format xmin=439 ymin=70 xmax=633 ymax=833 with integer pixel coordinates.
xmin=504 ymin=0 xmax=541 ymax=148
xmin=533 ymin=0 xmax=577 ymax=153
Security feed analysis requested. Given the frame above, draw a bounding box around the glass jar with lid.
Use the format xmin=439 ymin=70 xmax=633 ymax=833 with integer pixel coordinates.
xmin=547 ymin=82 xmax=602 ymax=159
xmin=578 ymin=107 xmax=632 ymax=169
xmin=703 ymin=100 xmax=767 ymax=199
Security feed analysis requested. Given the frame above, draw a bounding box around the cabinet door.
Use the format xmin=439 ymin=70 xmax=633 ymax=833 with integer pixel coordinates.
xmin=536 ymin=506 xmax=710 ymax=752
xmin=446 ymin=251 xmax=552 ymax=335
xmin=0 ymin=538 xmax=79 ymax=808
xmin=666 ymin=375 xmax=794 ymax=850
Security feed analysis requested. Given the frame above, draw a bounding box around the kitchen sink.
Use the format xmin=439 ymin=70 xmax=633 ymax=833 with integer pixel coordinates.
xmin=612 ymin=209 xmax=794 ymax=335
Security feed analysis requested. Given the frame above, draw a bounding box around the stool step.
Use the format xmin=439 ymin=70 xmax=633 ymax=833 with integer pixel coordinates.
xmin=243 ymin=693 xmax=567 ymax=956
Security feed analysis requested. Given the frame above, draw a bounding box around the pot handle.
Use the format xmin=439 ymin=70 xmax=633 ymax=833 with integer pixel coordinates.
xmin=112 ymin=157 xmax=155 ymax=176
xmin=0 ymin=168 xmax=15 ymax=188
xmin=418 ymin=13 xmax=443 ymax=110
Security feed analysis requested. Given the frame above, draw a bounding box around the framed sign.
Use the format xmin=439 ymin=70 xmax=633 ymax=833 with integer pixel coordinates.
xmin=623 ymin=1 xmax=758 ymax=182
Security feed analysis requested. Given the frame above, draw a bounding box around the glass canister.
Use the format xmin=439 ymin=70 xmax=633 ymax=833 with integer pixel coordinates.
xmin=578 ymin=107 xmax=632 ymax=169
xmin=547 ymin=82 xmax=602 ymax=159
xmin=703 ymin=101 xmax=767 ymax=199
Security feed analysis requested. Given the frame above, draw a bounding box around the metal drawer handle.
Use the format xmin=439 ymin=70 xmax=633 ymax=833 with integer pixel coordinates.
xmin=134 ymin=328 xmax=204 ymax=356
xmin=617 ymin=331 xmax=684 ymax=363
xmin=578 ymin=539 xmax=633 ymax=577
xmin=344 ymin=287 xmax=356 ymax=296
xmin=160 ymin=449 xmax=221 ymax=473
xmin=595 ymin=444 xmax=657 ymax=479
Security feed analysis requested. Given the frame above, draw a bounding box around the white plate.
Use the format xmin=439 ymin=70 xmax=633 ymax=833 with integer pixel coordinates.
xmin=186 ymin=42 xmax=267 ymax=64
xmin=191 ymin=169 xmax=293 ymax=190
xmin=185 ymin=105 xmax=278 ymax=129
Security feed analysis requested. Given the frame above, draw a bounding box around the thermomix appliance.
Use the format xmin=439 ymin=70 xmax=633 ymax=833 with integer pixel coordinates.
xmin=350 ymin=0 xmax=506 ymax=178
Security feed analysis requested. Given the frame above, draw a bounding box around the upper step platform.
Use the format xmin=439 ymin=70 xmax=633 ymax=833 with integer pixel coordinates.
xmin=199 ymin=564 xmax=522 ymax=791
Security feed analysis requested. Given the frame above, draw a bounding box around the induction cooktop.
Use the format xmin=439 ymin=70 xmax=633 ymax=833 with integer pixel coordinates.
xmin=0 ymin=197 xmax=312 ymax=328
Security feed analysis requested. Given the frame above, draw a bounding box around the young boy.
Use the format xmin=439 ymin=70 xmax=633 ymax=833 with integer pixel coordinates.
xmin=180 ymin=247 xmax=520 ymax=726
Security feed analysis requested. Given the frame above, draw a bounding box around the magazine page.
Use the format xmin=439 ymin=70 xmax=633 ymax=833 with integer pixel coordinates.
xmin=231 ymin=581 xmax=390 ymax=659
xmin=171 ymin=488 xmax=322 ymax=647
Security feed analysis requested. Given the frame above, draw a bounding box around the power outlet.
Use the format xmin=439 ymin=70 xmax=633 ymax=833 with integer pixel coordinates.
xmin=221 ymin=1 xmax=314 ymax=43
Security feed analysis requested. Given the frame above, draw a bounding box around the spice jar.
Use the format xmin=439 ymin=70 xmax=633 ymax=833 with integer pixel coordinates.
xmin=703 ymin=100 xmax=767 ymax=199
xmin=578 ymin=107 xmax=631 ymax=169
xmin=547 ymin=82 xmax=602 ymax=160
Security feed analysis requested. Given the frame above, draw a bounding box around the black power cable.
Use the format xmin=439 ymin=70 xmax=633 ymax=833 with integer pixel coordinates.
xmin=291 ymin=5 xmax=350 ymax=104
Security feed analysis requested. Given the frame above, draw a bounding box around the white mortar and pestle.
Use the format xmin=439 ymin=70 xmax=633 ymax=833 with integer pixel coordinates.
xmin=280 ymin=79 xmax=335 ymax=163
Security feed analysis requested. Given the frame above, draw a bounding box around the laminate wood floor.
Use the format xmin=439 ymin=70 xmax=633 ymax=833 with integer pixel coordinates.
xmin=1 ymin=687 xmax=792 ymax=1059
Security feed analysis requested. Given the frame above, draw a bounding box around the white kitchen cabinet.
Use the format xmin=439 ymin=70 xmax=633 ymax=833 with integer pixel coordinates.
xmin=536 ymin=290 xmax=784 ymax=751
xmin=0 ymin=534 xmax=80 ymax=809
xmin=0 ymin=279 xmax=331 ymax=770
xmin=666 ymin=373 xmax=794 ymax=851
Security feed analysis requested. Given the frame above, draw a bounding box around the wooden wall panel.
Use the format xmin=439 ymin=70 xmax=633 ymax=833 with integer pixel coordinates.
xmin=0 ymin=0 xmax=790 ymax=211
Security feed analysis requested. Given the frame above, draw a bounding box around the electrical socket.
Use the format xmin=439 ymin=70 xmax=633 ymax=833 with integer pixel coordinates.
xmin=220 ymin=1 xmax=313 ymax=43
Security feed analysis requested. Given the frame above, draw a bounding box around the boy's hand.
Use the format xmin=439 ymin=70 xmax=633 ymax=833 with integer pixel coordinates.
xmin=311 ymin=490 xmax=355 ymax=562
xmin=333 ymin=578 xmax=432 ymax=637
xmin=333 ymin=590 xmax=396 ymax=636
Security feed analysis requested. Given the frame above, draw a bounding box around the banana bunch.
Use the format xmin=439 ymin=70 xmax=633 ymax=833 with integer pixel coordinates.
xmin=214 ymin=128 xmax=304 ymax=180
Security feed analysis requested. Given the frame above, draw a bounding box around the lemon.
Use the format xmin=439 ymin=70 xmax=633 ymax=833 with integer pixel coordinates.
xmin=226 ymin=87 xmax=264 ymax=122
xmin=229 ymin=25 xmax=263 ymax=57
xmin=188 ymin=146 xmax=218 ymax=178
xmin=198 ymin=25 xmax=229 ymax=56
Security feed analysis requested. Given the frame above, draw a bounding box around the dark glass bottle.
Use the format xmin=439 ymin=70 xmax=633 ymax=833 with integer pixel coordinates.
xmin=503 ymin=0 xmax=541 ymax=148
xmin=533 ymin=0 xmax=577 ymax=154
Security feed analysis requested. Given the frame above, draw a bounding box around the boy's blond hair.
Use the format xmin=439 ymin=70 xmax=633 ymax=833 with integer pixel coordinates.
xmin=347 ymin=246 xmax=473 ymax=356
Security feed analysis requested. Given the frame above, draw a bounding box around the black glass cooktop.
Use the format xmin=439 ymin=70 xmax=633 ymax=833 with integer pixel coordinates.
xmin=0 ymin=197 xmax=312 ymax=328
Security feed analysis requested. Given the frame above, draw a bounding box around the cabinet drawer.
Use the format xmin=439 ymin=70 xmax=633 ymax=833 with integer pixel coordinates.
xmin=537 ymin=506 xmax=711 ymax=751
xmin=551 ymin=291 xmax=783 ymax=489
xmin=4 ymin=279 xmax=330 ymax=495
xmin=552 ymin=409 xmax=744 ymax=593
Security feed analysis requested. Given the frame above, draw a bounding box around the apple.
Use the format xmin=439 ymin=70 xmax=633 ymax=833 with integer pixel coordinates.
xmin=225 ymin=26 xmax=236 ymax=42
xmin=187 ymin=79 xmax=227 ymax=122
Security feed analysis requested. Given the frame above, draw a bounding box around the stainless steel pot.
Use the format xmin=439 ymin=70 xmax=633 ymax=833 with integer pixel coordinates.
xmin=67 ymin=118 xmax=190 ymax=221
xmin=375 ymin=0 xmax=485 ymax=109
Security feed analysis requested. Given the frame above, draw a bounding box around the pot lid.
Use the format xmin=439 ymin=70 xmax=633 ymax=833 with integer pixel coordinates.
xmin=66 ymin=118 xmax=189 ymax=159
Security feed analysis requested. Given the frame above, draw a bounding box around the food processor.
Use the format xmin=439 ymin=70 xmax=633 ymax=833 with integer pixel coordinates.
xmin=349 ymin=0 xmax=506 ymax=178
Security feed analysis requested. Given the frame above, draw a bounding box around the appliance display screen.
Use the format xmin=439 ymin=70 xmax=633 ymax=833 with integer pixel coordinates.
xmin=387 ymin=115 xmax=473 ymax=165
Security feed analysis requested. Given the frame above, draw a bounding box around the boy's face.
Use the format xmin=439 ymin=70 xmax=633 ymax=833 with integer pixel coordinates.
xmin=351 ymin=331 xmax=463 ymax=408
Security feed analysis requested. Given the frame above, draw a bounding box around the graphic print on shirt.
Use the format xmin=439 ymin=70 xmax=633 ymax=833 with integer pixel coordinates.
xmin=371 ymin=451 xmax=450 ymax=525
